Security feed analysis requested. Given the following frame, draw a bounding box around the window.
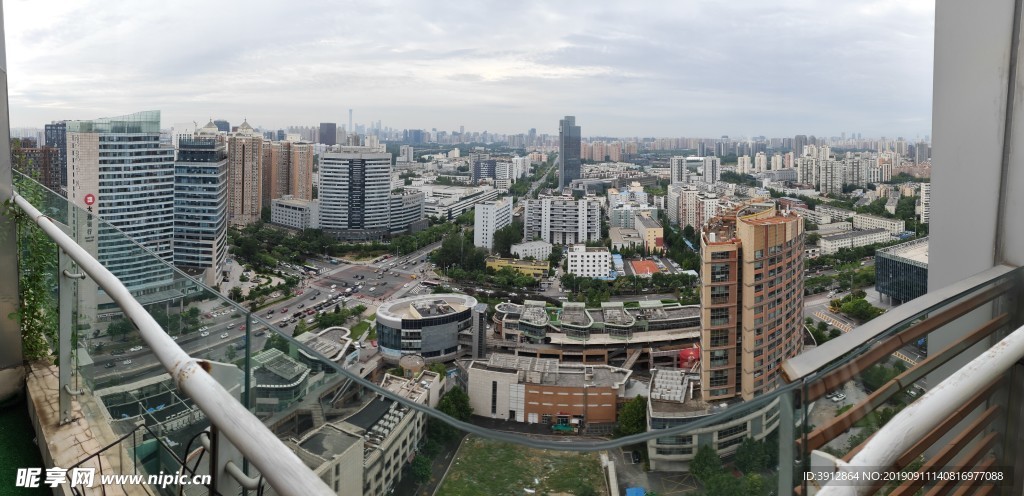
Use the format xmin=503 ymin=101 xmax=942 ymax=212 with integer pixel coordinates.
xmin=718 ymin=424 xmax=747 ymax=439
xmin=754 ymin=249 xmax=764 ymax=258
xmin=710 ymin=308 xmax=730 ymax=326
xmin=710 ymin=329 xmax=729 ymax=347
xmin=712 ymin=251 xmax=730 ymax=260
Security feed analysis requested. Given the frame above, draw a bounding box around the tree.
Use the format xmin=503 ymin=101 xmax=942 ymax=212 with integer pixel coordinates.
xmin=548 ymin=244 xmax=564 ymax=266
xmin=691 ymin=444 xmax=723 ymax=483
xmin=106 ymin=318 xmax=134 ymax=341
xmin=682 ymin=225 xmax=697 ymax=247
xmin=229 ymin=287 xmax=244 ymax=302
xmin=410 ymin=455 xmax=431 ymax=483
xmin=807 ymin=232 xmax=821 ymax=245
xmin=293 ymin=319 xmax=309 ymax=337
xmin=437 ymin=387 xmax=473 ymax=421
xmin=735 ymin=437 xmax=767 ymax=473
xmin=615 ymin=395 xmax=647 ymax=437
xmin=263 ymin=333 xmax=289 ymax=353
xmin=492 ymin=221 xmax=524 ymax=257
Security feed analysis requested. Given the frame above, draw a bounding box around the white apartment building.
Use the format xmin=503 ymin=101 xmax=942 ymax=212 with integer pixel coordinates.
xmin=523 ymin=195 xmax=601 ymax=245
xmin=389 ymin=189 xmax=426 ymax=234
xmin=67 ymin=110 xmax=175 ymax=295
xmin=819 ymin=228 xmax=892 ymax=254
xmin=566 ymin=244 xmax=612 ymax=278
xmin=852 ymin=213 xmax=906 ymax=234
xmin=510 ymin=240 xmax=553 ymax=260
xmin=271 ymin=196 xmax=320 ymax=230
xmin=816 ymin=204 xmax=856 ymax=221
xmin=474 ymin=197 xmax=514 ymax=250
xmin=670 ymin=156 xmax=689 ymax=184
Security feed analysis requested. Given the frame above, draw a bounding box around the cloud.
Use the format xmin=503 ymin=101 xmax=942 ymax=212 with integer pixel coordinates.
xmin=4 ymin=0 xmax=934 ymax=137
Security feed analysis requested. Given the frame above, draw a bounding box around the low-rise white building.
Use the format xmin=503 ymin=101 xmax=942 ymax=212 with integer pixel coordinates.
xmin=510 ymin=240 xmax=553 ymax=260
xmin=819 ymin=228 xmax=892 ymax=254
xmin=852 ymin=213 xmax=906 ymax=234
xmin=287 ymin=371 xmax=442 ymax=496
xmin=566 ymin=244 xmax=613 ymax=278
xmin=271 ymin=196 xmax=320 ymax=230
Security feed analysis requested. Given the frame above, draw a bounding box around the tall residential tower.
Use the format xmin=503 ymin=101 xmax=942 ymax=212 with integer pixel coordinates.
xmin=173 ymin=121 xmax=228 ymax=285
xmin=699 ymin=204 xmax=804 ymax=402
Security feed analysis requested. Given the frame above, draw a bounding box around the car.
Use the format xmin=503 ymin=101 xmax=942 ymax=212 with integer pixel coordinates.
xmin=306 ymin=318 xmax=315 ymax=324
xmin=281 ymin=308 xmax=289 ymax=313
xmin=172 ymin=336 xmax=179 ymax=341
xmin=199 ymin=326 xmax=208 ymax=332
xmin=331 ymin=284 xmax=337 ymax=289
xmin=632 ymin=451 xmax=642 ymax=464
xmin=104 ymin=362 xmax=115 ymax=369
xmin=122 ymin=359 xmax=132 ymax=366
xmin=220 ymin=333 xmax=229 ymax=339
xmin=297 ymin=303 xmax=305 ymax=309
xmin=128 ymin=346 xmax=143 ymax=352
xmin=831 ymin=393 xmax=847 ymax=402
xmin=267 ymin=309 xmax=275 ymax=315
xmin=200 ymin=331 xmax=210 ymax=337
xmin=227 ymin=323 xmax=236 ymax=329
xmin=255 ymin=330 xmax=266 ymax=337
xmin=330 ymin=288 xmax=336 ymax=292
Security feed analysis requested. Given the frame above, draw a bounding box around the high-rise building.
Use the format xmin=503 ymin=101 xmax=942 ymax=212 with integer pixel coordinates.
xmin=522 ymin=195 xmax=601 ymax=245
xmin=263 ymin=140 xmax=290 ymax=206
xmin=12 ymin=139 xmax=61 ymax=192
xmin=557 ymin=116 xmax=581 ymax=189
xmin=67 ymin=110 xmax=175 ymax=293
xmin=290 ymin=141 xmax=314 ymax=201
xmin=473 ymin=197 xmax=513 ymax=250
xmin=793 ymin=134 xmax=808 ymax=156
xmin=918 ymin=182 xmax=931 ymax=225
xmin=319 ymin=122 xmax=337 ymax=146
xmin=227 ymin=120 xmax=264 ymax=226
xmin=173 ymin=121 xmax=228 ymax=284
xmin=319 ymin=146 xmax=392 ymax=240
xmin=702 ymin=156 xmax=721 ymax=183
xmin=669 ymin=156 xmax=689 ymax=184
xmin=700 ymin=204 xmax=804 ymax=401
xmin=44 ymin=122 xmax=67 ymax=191
xmin=213 ymin=119 xmax=230 ymax=133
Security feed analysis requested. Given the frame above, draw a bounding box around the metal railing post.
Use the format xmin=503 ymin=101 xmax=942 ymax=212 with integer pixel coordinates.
xmin=778 ymin=386 xmax=797 ymax=496
xmin=209 ymin=427 xmax=244 ymax=495
xmin=58 ymin=249 xmax=74 ymax=424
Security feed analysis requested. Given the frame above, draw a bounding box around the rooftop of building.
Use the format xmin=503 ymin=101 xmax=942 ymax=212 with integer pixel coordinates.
xmin=855 ymin=212 xmax=901 ymax=222
xmin=295 ymin=326 xmax=351 ymax=362
xmin=296 ymin=424 xmax=361 ymax=466
xmin=560 ymin=303 xmax=592 ymax=327
xmin=519 ymin=300 xmax=549 ymax=327
xmin=647 ymin=369 xmax=716 ymax=417
xmin=511 ymin=240 xmax=552 ymax=249
xmin=343 ymin=396 xmax=394 ymax=431
xmin=878 ymin=236 xmax=929 ymax=265
xmin=377 ymin=293 xmax=477 ymax=321
xmin=471 ymin=354 xmax=631 ymax=389
xmin=252 ymin=349 xmax=309 ymax=388
xmin=272 ymin=195 xmax=316 ymax=207
xmin=569 ymin=244 xmax=610 ymax=253
xmin=821 ymin=228 xmax=889 ymax=241
xmin=485 ymin=257 xmax=549 ymax=268
xmin=635 ymin=215 xmax=662 ymax=230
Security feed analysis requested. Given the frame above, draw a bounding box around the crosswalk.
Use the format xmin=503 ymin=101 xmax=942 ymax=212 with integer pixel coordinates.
xmin=813 ymin=311 xmax=854 ymax=333
xmin=811 ymin=311 xmax=918 ymax=366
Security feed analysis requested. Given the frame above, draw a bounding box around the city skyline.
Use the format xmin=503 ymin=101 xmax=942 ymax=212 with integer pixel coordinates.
xmin=7 ymin=0 xmax=933 ymax=138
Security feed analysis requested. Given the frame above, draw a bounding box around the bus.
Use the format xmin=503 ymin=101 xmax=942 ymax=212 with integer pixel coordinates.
xmin=421 ymin=280 xmax=441 ymax=288
xmin=302 ymin=264 xmax=320 ymax=275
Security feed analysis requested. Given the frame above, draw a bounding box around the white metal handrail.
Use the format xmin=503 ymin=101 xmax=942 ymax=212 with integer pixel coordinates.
xmin=818 ymin=322 xmax=1024 ymax=495
xmin=12 ymin=193 xmax=334 ymax=496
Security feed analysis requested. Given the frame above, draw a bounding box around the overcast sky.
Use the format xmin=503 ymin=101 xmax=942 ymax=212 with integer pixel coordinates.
xmin=5 ymin=0 xmax=934 ymax=139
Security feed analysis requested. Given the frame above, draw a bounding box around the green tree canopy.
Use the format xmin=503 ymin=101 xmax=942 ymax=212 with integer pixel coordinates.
xmin=615 ymin=395 xmax=647 ymax=437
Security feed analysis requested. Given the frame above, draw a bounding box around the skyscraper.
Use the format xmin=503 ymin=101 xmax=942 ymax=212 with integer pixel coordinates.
xmin=318 ymin=146 xmax=391 ymax=240
xmin=173 ymin=121 xmax=228 ymax=284
xmin=227 ymin=120 xmax=264 ymax=226
xmin=213 ymin=119 xmax=230 ymax=133
xmin=700 ymin=204 xmax=804 ymax=402
xmin=319 ymin=122 xmax=337 ymax=146
xmin=43 ymin=122 xmax=66 ymax=192
xmin=67 ymin=110 xmax=175 ymax=293
xmin=473 ymin=198 xmax=513 ymax=250
xmin=557 ymin=116 xmax=581 ymax=189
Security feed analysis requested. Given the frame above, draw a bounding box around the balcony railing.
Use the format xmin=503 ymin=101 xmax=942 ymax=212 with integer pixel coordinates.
xmin=8 ymin=173 xmax=1024 ymax=496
